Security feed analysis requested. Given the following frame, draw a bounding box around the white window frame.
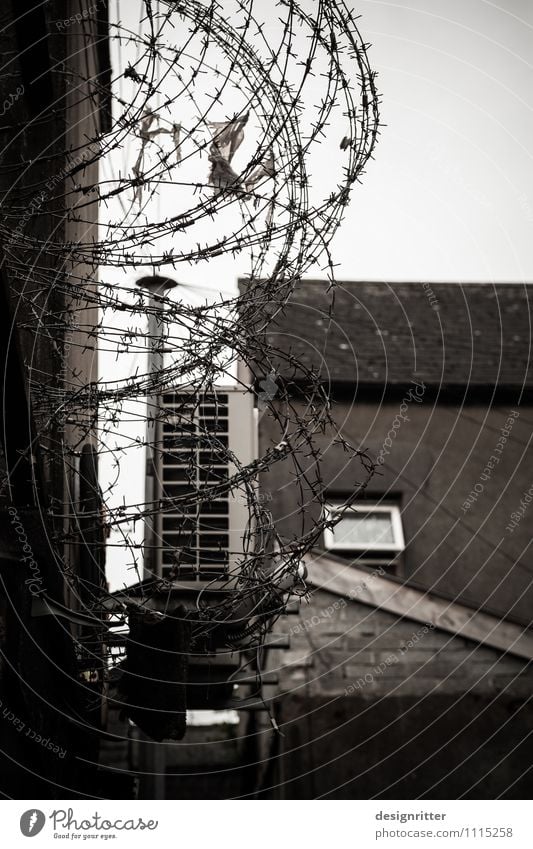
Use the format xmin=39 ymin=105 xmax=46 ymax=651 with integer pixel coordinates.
xmin=323 ymin=502 xmax=405 ymax=554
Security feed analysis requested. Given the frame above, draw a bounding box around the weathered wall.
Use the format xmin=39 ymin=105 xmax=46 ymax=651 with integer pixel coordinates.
xmin=0 ymin=0 xmax=110 ymax=799
xmin=256 ymin=586 xmax=533 ymax=798
xmin=272 ymin=691 xmax=533 ymax=799
xmin=260 ymin=395 xmax=533 ymax=623
xmin=272 ymin=588 xmax=532 ymax=699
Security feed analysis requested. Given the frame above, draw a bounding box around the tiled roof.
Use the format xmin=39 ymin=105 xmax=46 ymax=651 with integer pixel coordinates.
xmin=255 ymin=280 xmax=533 ymax=388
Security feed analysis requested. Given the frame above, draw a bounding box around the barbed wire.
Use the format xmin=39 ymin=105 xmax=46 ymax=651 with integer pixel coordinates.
xmin=1 ymin=0 xmax=380 ymax=654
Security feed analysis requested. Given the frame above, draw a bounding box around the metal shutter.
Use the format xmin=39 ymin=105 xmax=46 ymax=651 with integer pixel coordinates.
xmin=155 ymin=387 xmax=256 ymax=581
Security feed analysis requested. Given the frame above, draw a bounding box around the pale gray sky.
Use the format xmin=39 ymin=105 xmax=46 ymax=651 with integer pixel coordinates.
xmin=339 ymin=0 xmax=533 ymax=282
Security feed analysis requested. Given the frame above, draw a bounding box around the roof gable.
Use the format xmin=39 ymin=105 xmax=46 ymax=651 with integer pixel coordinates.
xmin=303 ymin=551 xmax=533 ymax=661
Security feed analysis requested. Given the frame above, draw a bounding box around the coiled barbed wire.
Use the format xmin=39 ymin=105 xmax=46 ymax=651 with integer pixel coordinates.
xmin=1 ymin=0 xmax=380 ymax=647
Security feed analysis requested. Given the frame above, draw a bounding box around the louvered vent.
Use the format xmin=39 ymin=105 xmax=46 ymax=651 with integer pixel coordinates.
xmin=155 ymin=388 xmax=256 ymax=581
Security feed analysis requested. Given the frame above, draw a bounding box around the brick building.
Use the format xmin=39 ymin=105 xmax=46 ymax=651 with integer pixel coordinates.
xmin=143 ymin=280 xmax=533 ymax=800
xmin=251 ymin=280 xmax=533 ymax=798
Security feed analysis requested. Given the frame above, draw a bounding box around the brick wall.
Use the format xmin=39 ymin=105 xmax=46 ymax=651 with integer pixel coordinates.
xmin=253 ymin=585 xmax=533 ymax=798
xmin=271 ymin=587 xmax=532 ymax=699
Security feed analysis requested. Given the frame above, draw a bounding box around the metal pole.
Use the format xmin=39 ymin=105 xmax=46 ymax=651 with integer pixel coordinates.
xmin=135 ymin=275 xmax=177 ymax=801
xmin=136 ymin=276 xmax=177 ymax=582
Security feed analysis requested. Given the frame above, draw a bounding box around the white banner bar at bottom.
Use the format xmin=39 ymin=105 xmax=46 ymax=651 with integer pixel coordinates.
xmin=1 ymin=799 xmax=531 ymax=848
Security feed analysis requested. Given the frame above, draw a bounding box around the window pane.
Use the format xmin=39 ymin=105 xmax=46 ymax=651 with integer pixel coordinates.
xmin=333 ymin=511 xmax=395 ymax=547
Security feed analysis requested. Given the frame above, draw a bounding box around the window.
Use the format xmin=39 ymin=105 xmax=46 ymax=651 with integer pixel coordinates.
xmin=324 ymin=501 xmax=405 ymax=560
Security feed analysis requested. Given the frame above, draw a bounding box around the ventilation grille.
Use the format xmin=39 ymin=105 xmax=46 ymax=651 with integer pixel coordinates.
xmin=158 ymin=391 xmax=233 ymax=581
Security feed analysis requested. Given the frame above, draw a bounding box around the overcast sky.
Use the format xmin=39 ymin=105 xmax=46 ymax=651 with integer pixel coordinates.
xmin=337 ymin=0 xmax=533 ymax=282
